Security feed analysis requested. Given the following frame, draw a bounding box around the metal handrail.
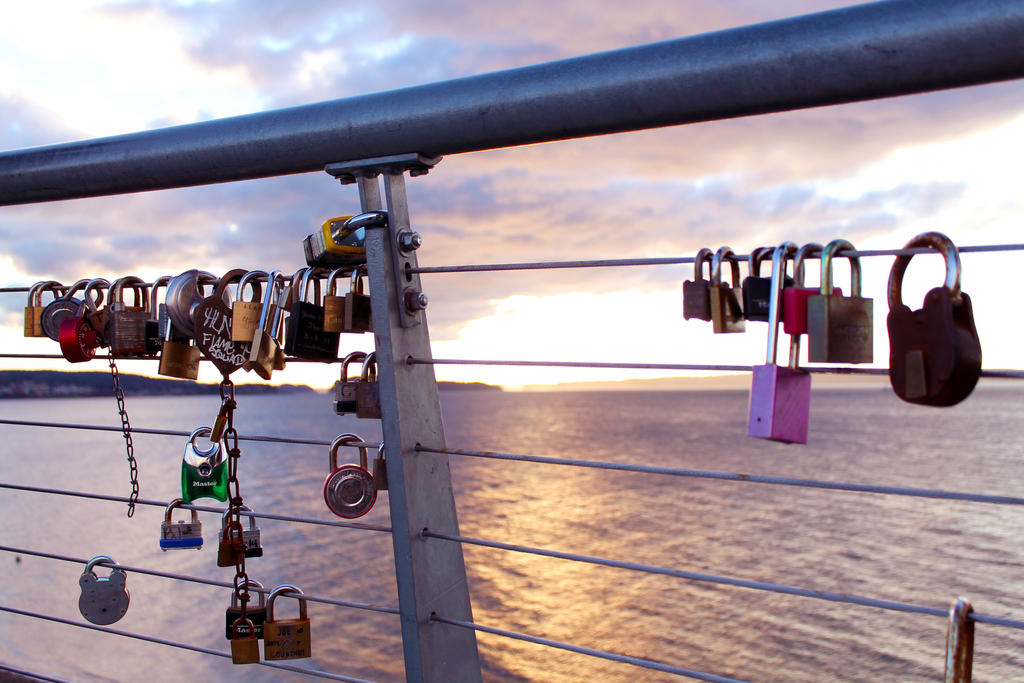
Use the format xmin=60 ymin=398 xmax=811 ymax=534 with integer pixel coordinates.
xmin=0 ymin=0 xmax=1021 ymax=204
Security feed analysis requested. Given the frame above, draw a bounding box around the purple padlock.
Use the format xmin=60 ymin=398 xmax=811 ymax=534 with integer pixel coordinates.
xmin=747 ymin=242 xmax=811 ymax=444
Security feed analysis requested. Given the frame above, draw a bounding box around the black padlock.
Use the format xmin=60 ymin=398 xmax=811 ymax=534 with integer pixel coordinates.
xmin=225 ymin=580 xmax=267 ymax=640
xmin=743 ymin=246 xmax=794 ymax=321
xmin=682 ymin=248 xmax=714 ymax=321
xmin=887 ymin=232 xmax=981 ymax=407
xmin=283 ymin=267 xmax=340 ymax=361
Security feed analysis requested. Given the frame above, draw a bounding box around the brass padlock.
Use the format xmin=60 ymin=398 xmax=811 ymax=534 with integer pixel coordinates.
xmin=158 ymin=317 xmax=201 ymax=380
xmin=807 ymin=239 xmax=873 ymax=363
xmin=323 ymin=267 xmax=348 ymax=333
xmin=244 ymin=270 xmax=285 ymax=379
xmin=356 ymin=352 xmax=382 ymax=419
xmin=344 ymin=265 xmax=373 ymax=333
xmin=263 ymin=585 xmax=311 ymax=661
xmin=232 ymin=270 xmax=266 ymax=342
xmin=230 ymin=618 xmax=261 ymax=664
xmin=709 ymin=246 xmax=745 ymax=333
xmin=334 ymin=351 xmax=367 ymax=414
xmin=372 ymin=442 xmax=388 ymax=492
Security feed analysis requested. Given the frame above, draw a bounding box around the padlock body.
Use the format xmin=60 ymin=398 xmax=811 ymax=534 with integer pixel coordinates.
xmin=231 ymin=634 xmax=261 ymax=665
xmin=682 ymin=280 xmax=712 ymax=321
xmin=160 ymin=520 xmax=203 ymax=550
xmin=218 ymin=523 xmax=246 ymax=567
xmin=710 ymin=284 xmax=745 ymax=333
xmin=783 ymin=286 xmax=840 ymax=336
xmin=747 ymin=364 xmax=811 ymax=444
xmin=343 ymin=292 xmax=373 ymax=333
xmin=356 ymin=382 xmax=382 ymax=419
xmin=284 ymin=301 xmax=340 ymax=360
xmin=226 ymin=607 xmax=267 ymax=640
xmin=59 ymin=317 xmax=100 ymax=363
xmin=263 ymin=617 xmax=312 ymax=661
xmin=243 ymin=528 xmax=263 ymax=558
xmin=323 ymin=294 xmax=346 ymax=333
xmin=806 ymin=294 xmax=873 ymax=363
xmin=372 ymin=456 xmax=388 ymax=492
xmin=158 ymin=340 xmax=200 ymax=379
xmin=107 ymin=309 xmax=150 ymax=356
xmin=742 ymin=275 xmax=793 ymax=322
xmin=78 ymin=570 xmax=130 ymax=625
xmin=24 ymin=306 xmax=44 ymax=337
xmin=182 ymin=459 xmax=228 ymax=503
xmin=231 ymin=301 xmax=261 ymax=342
xmin=334 ymin=382 xmax=358 ymax=414
xmin=245 ymin=331 xmax=278 ymax=380
xmin=324 ymin=466 xmax=377 ymax=518
xmin=887 ymin=288 xmax=981 ymax=406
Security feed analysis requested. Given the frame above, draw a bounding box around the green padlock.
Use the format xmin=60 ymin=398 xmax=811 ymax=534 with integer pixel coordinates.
xmin=181 ymin=426 xmax=228 ymax=503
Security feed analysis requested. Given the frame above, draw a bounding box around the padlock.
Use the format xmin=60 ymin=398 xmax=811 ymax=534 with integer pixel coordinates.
xmin=244 ymin=271 xmax=286 ymax=380
xmin=887 ymin=232 xmax=981 ymax=406
xmin=743 ymin=247 xmax=793 ymax=321
xmin=40 ymin=278 xmax=90 ymax=341
xmin=263 ymin=585 xmax=312 ymax=661
xmin=356 ymin=352 xmax=382 ymax=419
xmin=145 ymin=275 xmax=173 ymax=355
xmin=217 ymin=516 xmax=247 ymax=567
xmin=334 ymin=351 xmax=367 ymax=415
xmin=783 ymin=243 xmax=842 ymax=337
xmin=225 ymin=579 xmax=267 ymax=640
xmin=372 ymin=442 xmax=388 ymax=492
xmin=747 ymin=242 xmax=812 ymax=444
xmin=343 ymin=265 xmax=373 ymax=333
xmin=709 ymin=246 xmax=745 ymax=333
xmin=806 ymin=239 xmax=873 ymax=364
xmin=78 ymin=555 xmax=130 ymax=625
xmin=157 ymin=316 xmax=201 ymax=380
xmin=324 ymin=433 xmax=377 ymax=518
xmin=24 ymin=280 xmax=62 ymax=337
xmin=106 ymin=276 xmax=151 ymax=357
xmin=82 ymin=278 xmax=112 ymax=338
xmin=284 ymin=267 xmax=340 ymax=360
xmin=232 ymin=270 xmax=266 ymax=342
xmin=230 ymin=619 xmax=261 ymax=664
xmin=682 ymin=248 xmax=714 ymax=321
xmin=165 ymin=269 xmax=219 ymax=339
xmin=194 ymin=269 xmax=252 ymax=376
xmin=58 ymin=279 xmax=108 ymax=363
xmin=322 ymin=267 xmax=348 ymax=333
xmin=221 ymin=504 xmax=263 ymax=558
xmin=181 ymin=426 xmax=228 ymax=503
xmin=160 ymin=498 xmax=203 ymax=550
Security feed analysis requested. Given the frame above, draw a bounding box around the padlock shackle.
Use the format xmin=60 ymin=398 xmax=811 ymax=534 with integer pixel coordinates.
xmin=350 ymin=264 xmax=367 ymax=294
xmin=325 ymin=267 xmax=350 ymax=296
xmin=792 ymin=243 xmax=823 ymax=287
xmin=747 ymin=247 xmax=773 ymax=278
xmin=266 ymin=584 xmax=307 ymax=621
xmin=222 ymin=502 xmax=254 ymax=524
xmin=330 ymin=433 xmax=369 ymax=471
xmin=236 ymin=270 xmax=268 ymax=304
xmin=149 ymin=275 xmax=172 ymax=317
xmin=691 ymin=248 xmax=713 ymax=282
xmin=164 ymin=497 xmax=199 ymax=524
xmin=820 ymin=239 xmax=861 ymax=297
xmin=298 ymin=267 xmax=324 ymax=304
xmin=111 ymin=275 xmax=149 ymax=311
xmin=342 ymin=211 xmax=388 ymax=235
xmin=84 ymin=554 xmax=116 ymax=576
xmin=26 ymin=281 xmax=45 ymax=305
xmin=360 ymin=351 xmax=378 ymax=382
xmin=230 ymin=579 xmax=267 ymax=609
xmin=887 ymin=231 xmax=962 ymax=310
xmin=765 ymin=242 xmax=798 ymax=365
xmin=710 ymin=246 xmax=742 ymax=288
xmin=83 ymin=278 xmax=110 ymax=312
xmin=341 ymin=351 xmax=367 ymax=381
xmin=255 ymin=270 xmax=283 ymax=332
xmin=188 ymin=426 xmax=221 ymax=458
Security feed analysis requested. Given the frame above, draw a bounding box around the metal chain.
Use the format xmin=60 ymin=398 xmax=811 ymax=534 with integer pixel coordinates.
xmin=219 ymin=377 xmax=251 ymax=630
xmin=108 ymin=357 xmax=140 ymax=517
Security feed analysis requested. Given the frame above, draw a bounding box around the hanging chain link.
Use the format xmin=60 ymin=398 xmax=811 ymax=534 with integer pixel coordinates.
xmin=220 ymin=376 xmax=251 ymax=627
xmin=108 ymin=356 xmax=140 ymax=517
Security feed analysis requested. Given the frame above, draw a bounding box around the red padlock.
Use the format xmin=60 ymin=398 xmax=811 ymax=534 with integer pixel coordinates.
xmin=58 ymin=279 xmax=106 ymax=363
xmin=783 ymin=243 xmax=840 ymax=336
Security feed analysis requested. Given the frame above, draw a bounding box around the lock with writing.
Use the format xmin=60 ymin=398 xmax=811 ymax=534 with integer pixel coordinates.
xmin=24 ymin=280 xmax=62 ymax=337
xmin=244 ymin=271 xmax=287 ymax=379
xmin=106 ymin=276 xmax=151 ymax=357
xmin=78 ymin=555 xmax=130 ymax=625
xmin=783 ymin=243 xmax=842 ymax=336
xmin=194 ymin=269 xmax=252 ymax=377
xmin=743 ymin=247 xmax=794 ymax=321
xmin=263 ymin=585 xmax=312 ymax=661
xmin=709 ymin=246 xmax=745 ymax=333
xmin=887 ymin=232 xmax=981 ymax=406
xmin=284 ymin=267 xmax=340 ymax=360
xmin=226 ymin=579 xmax=267 ymax=640
xmin=344 ymin=265 xmax=373 ymax=333
xmin=324 ymin=433 xmax=377 ymax=518
xmin=747 ymin=242 xmax=812 ymax=444
xmin=322 ymin=267 xmax=349 ymax=333
xmin=806 ymin=239 xmax=873 ymax=363
xmin=181 ymin=426 xmax=228 ymax=503
xmin=40 ymin=278 xmax=90 ymax=341
xmin=682 ymin=248 xmax=714 ymax=321
xmin=221 ymin=504 xmax=263 ymax=559
xmin=334 ymin=351 xmax=367 ymax=415
xmin=357 ymin=352 xmax=382 ymax=419
xmin=58 ymin=279 xmax=108 ymax=363
xmin=231 ymin=270 xmax=266 ymax=342
xmin=160 ymin=498 xmax=203 ymax=550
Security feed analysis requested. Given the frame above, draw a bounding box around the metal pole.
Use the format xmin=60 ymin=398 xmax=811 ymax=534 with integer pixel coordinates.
xmin=0 ymin=0 xmax=1022 ymax=205
xmin=357 ymin=168 xmax=482 ymax=682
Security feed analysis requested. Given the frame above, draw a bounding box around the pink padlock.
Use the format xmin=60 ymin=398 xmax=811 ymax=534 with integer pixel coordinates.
xmin=748 ymin=242 xmax=812 ymax=444
xmin=782 ymin=243 xmax=840 ymax=336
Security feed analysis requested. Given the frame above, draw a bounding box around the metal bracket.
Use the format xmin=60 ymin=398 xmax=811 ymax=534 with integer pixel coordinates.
xmin=325 ymin=153 xmax=440 ymax=328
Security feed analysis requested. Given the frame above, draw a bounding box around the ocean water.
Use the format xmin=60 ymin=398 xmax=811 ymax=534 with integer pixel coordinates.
xmin=1 ymin=385 xmax=1024 ymax=682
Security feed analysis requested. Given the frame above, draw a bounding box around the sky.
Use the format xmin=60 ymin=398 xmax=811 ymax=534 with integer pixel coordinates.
xmin=1 ymin=0 xmax=1023 ymax=390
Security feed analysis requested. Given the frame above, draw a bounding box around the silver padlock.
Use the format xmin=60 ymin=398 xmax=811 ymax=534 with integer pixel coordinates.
xmin=160 ymin=498 xmax=204 ymax=550
xmin=356 ymin=352 xmax=381 ymax=419
xmin=222 ymin=504 xmax=263 ymax=558
xmin=78 ymin=555 xmax=130 ymax=625
xmin=324 ymin=433 xmax=376 ymax=518
xmin=334 ymin=351 xmax=367 ymax=415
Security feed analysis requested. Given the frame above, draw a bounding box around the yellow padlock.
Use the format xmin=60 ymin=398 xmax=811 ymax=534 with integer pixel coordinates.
xmin=262 ymin=585 xmax=311 ymax=661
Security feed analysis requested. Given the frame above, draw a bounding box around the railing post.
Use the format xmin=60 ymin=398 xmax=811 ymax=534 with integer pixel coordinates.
xmin=331 ymin=158 xmax=482 ymax=682
xmin=945 ymin=597 xmax=974 ymax=683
